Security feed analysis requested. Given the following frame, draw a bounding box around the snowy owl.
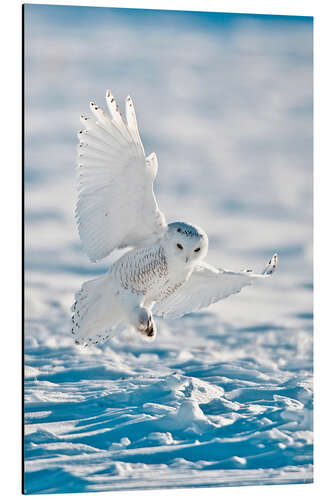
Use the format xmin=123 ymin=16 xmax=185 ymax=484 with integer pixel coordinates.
xmin=71 ymin=90 xmax=278 ymax=345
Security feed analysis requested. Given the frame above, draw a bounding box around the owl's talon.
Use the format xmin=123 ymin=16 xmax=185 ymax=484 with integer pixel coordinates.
xmin=136 ymin=314 xmax=156 ymax=339
xmin=144 ymin=316 xmax=155 ymax=338
xmin=146 ymin=327 xmax=154 ymax=337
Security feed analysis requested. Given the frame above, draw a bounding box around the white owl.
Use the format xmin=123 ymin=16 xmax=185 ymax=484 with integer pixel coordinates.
xmin=72 ymin=90 xmax=278 ymax=345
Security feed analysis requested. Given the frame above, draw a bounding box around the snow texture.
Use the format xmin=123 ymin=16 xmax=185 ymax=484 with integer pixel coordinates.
xmin=24 ymin=5 xmax=313 ymax=494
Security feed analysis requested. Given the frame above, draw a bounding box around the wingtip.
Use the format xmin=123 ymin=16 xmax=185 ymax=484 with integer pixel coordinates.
xmin=106 ymin=89 xmax=114 ymax=100
xmin=105 ymin=89 xmax=118 ymax=109
xmin=89 ymin=101 xmax=98 ymax=110
xmin=262 ymin=252 xmax=278 ymax=275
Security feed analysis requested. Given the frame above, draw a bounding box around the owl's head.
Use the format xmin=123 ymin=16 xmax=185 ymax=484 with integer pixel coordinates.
xmin=164 ymin=222 xmax=208 ymax=265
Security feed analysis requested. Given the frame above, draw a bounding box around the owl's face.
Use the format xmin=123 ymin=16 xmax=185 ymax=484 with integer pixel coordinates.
xmin=164 ymin=222 xmax=208 ymax=266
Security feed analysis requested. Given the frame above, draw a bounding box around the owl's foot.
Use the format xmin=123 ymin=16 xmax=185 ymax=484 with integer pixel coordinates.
xmin=130 ymin=306 xmax=156 ymax=341
xmin=137 ymin=314 xmax=156 ymax=341
xmin=146 ymin=316 xmax=155 ymax=337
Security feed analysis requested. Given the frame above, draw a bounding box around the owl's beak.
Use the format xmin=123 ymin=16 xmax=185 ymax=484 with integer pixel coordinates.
xmin=185 ymin=257 xmax=189 ymax=263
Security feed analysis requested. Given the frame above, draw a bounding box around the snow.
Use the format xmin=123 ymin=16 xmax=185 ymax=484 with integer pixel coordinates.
xmin=24 ymin=5 xmax=313 ymax=494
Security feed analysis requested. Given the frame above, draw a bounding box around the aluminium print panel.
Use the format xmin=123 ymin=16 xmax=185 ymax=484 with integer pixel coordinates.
xmin=24 ymin=4 xmax=313 ymax=495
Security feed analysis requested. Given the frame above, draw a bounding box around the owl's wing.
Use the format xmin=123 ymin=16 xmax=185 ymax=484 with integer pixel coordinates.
xmin=76 ymin=90 xmax=167 ymax=262
xmin=153 ymin=253 xmax=278 ymax=319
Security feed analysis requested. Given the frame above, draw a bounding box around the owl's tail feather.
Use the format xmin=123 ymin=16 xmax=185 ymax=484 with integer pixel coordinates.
xmin=71 ymin=274 xmax=124 ymax=346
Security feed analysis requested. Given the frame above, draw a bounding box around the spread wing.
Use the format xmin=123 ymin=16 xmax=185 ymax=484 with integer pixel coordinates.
xmin=153 ymin=254 xmax=278 ymax=319
xmin=75 ymin=90 xmax=167 ymax=262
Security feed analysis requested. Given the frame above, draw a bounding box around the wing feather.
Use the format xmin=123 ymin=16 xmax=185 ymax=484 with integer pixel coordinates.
xmin=153 ymin=254 xmax=278 ymax=319
xmin=75 ymin=91 xmax=167 ymax=262
xmin=125 ymin=95 xmax=145 ymax=154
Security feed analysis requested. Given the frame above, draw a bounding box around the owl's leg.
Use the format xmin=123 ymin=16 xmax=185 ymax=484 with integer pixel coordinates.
xmin=128 ymin=305 xmax=156 ymax=341
xmin=138 ymin=311 xmax=156 ymax=339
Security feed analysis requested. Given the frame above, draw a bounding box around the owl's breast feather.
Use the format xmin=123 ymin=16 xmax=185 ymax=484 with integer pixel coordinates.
xmin=110 ymin=245 xmax=193 ymax=302
xmin=111 ymin=245 xmax=168 ymax=296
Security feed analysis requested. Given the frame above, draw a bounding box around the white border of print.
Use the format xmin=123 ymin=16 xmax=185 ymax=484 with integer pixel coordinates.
xmin=2 ymin=0 xmax=331 ymax=499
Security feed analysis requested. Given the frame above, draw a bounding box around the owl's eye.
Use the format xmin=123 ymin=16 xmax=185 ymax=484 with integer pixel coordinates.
xmin=194 ymin=247 xmax=201 ymax=253
xmin=177 ymin=243 xmax=183 ymax=250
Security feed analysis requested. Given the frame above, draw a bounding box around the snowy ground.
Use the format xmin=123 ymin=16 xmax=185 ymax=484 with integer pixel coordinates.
xmin=24 ymin=6 xmax=313 ymax=494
